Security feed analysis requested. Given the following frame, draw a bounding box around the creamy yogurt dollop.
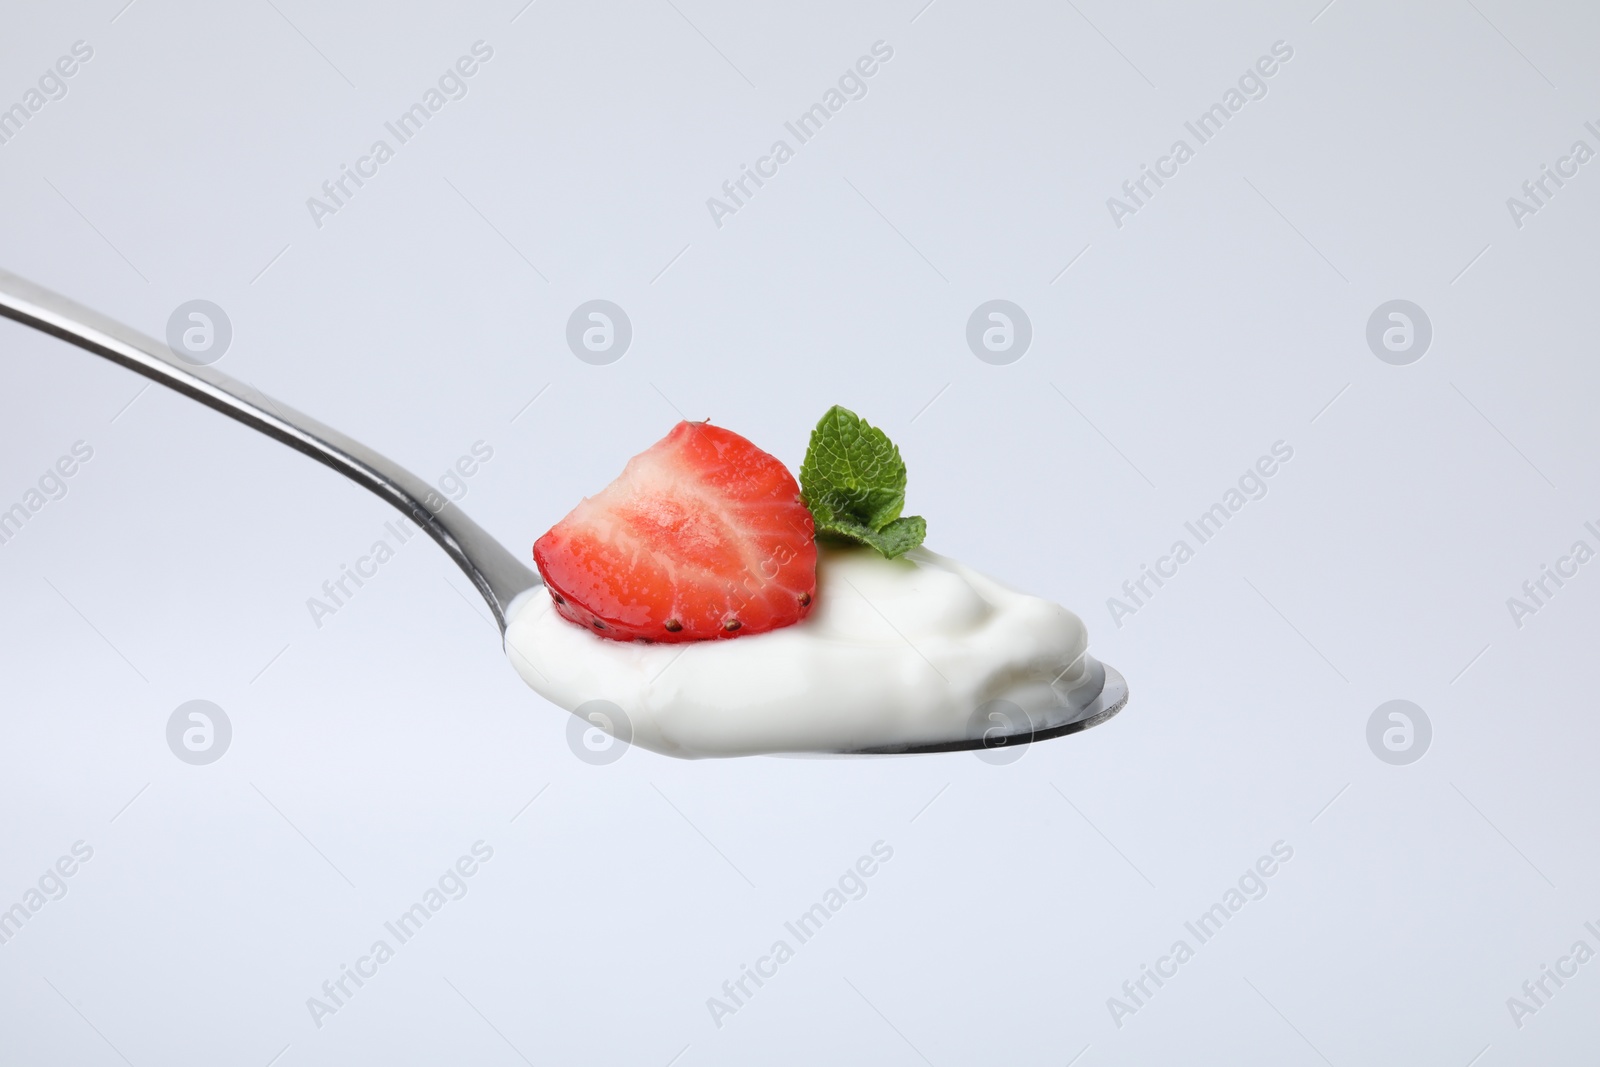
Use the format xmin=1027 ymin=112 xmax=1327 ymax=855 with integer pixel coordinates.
xmin=504 ymin=544 xmax=1095 ymax=758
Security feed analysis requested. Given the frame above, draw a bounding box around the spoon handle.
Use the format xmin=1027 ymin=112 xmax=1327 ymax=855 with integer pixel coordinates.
xmin=0 ymin=267 xmax=539 ymax=634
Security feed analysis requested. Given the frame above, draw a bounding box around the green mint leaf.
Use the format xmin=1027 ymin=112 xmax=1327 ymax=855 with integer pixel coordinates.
xmin=800 ymin=406 xmax=926 ymax=558
xmin=816 ymin=516 xmax=926 ymax=559
xmin=859 ymin=515 xmax=926 ymax=559
xmin=801 ymin=406 xmax=906 ymax=529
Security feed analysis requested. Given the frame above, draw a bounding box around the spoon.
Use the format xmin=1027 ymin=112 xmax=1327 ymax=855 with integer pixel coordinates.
xmin=0 ymin=268 xmax=1126 ymax=756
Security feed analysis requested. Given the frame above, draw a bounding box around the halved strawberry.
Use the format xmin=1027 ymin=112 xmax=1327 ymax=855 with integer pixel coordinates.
xmin=533 ymin=421 xmax=817 ymax=642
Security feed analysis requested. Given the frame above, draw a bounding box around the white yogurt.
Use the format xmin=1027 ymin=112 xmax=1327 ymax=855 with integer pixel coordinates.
xmin=504 ymin=544 xmax=1098 ymax=758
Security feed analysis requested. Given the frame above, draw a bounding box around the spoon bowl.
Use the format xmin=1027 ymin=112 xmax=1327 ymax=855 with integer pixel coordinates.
xmin=844 ymin=662 xmax=1128 ymax=756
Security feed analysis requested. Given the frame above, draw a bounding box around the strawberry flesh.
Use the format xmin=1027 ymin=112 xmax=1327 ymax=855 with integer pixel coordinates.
xmin=532 ymin=421 xmax=817 ymax=642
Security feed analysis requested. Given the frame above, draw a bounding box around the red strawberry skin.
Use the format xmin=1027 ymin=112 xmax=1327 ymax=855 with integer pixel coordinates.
xmin=532 ymin=421 xmax=817 ymax=642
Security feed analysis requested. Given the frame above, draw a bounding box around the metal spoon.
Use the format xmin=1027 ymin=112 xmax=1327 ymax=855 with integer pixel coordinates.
xmin=0 ymin=268 xmax=1125 ymax=756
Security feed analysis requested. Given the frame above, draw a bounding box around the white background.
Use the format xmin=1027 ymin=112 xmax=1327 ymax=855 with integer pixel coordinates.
xmin=2 ymin=0 xmax=1598 ymax=1064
